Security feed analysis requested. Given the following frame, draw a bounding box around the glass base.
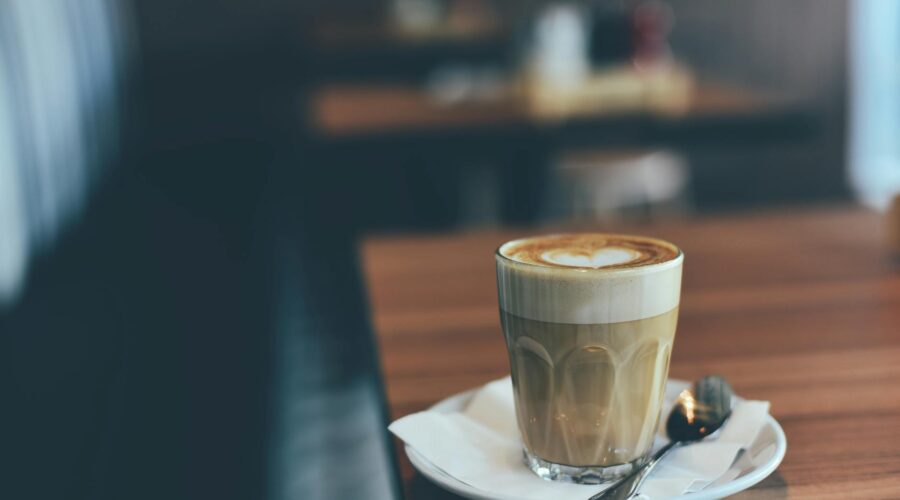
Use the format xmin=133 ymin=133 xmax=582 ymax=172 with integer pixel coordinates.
xmin=523 ymin=449 xmax=647 ymax=485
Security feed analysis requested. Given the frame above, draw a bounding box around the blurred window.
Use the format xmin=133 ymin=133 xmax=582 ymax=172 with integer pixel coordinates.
xmin=849 ymin=0 xmax=900 ymax=209
xmin=0 ymin=0 xmax=129 ymax=306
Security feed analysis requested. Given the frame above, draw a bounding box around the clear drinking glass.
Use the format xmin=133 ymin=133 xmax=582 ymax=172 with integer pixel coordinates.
xmin=495 ymin=234 xmax=683 ymax=484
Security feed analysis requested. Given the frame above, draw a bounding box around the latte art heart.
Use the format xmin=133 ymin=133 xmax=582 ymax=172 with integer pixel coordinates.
xmin=499 ymin=233 xmax=678 ymax=270
xmin=541 ymin=247 xmax=638 ymax=268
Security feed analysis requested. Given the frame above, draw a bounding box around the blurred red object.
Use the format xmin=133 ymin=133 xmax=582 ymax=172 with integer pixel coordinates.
xmin=632 ymin=0 xmax=674 ymax=69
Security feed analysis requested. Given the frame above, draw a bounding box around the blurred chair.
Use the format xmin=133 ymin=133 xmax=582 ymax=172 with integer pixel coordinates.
xmin=548 ymin=150 xmax=691 ymax=222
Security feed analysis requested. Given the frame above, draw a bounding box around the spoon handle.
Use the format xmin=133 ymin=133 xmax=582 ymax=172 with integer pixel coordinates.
xmin=588 ymin=441 xmax=679 ymax=500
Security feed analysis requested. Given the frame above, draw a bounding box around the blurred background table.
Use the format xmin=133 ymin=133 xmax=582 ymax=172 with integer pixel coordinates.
xmin=362 ymin=206 xmax=900 ymax=499
xmin=311 ymin=81 xmax=809 ymax=144
xmin=306 ymin=78 xmax=817 ymax=228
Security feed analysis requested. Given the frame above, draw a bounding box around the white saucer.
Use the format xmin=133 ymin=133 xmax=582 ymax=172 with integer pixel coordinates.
xmin=406 ymin=382 xmax=787 ymax=500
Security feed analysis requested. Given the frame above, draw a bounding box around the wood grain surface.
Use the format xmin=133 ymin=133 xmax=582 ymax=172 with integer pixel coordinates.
xmin=361 ymin=206 xmax=900 ymax=499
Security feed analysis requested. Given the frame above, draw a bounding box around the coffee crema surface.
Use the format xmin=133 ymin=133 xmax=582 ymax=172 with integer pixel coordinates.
xmin=497 ymin=234 xmax=683 ymax=325
xmin=499 ymin=233 xmax=679 ymax=270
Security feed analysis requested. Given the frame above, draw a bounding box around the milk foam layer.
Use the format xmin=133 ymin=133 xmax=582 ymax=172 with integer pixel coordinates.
xmin=496 ymin=234 xmax=683 ymax=324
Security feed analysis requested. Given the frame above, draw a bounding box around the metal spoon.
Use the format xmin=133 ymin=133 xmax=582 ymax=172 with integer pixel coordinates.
xmin=589 ymin=375 xmax=734 ymax=500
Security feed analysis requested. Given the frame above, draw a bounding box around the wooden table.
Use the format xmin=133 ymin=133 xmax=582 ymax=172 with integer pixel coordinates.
xmin=362 ymin=206 xmax=900 ymax=499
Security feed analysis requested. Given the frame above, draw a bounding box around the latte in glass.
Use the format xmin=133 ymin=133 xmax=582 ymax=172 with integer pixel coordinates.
xmin=496 ymin=234 xmax=683 ymax=484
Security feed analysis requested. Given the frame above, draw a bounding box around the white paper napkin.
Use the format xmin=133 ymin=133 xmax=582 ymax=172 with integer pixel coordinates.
xmin=390 ymin=377 xmax=770 ymax=499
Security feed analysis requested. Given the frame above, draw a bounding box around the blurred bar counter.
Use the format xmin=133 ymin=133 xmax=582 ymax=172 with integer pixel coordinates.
xmin=304 ymin=70 xmax=821 ymax=227
xmin=308 ymin=74 xmax=817 ymax=148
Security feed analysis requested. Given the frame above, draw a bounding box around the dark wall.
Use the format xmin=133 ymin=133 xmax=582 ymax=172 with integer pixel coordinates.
xmin=671 ymin=0 xmax=849 ymax=209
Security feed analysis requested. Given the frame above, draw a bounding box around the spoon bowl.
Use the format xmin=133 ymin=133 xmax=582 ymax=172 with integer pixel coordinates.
xmin=667 ymin=375 xmax=734 ymax=442
xmin=590 ymin=375 xmax=735 ymax=500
